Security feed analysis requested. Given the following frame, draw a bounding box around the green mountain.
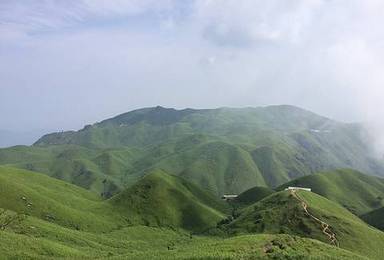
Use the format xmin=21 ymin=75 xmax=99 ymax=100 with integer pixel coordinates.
xmin=277 ymin=169 xmax=384 ymax=215
xmin=33 ymin=105 xmax=343 ymax=148
xmin=219 ymin=190 xmax=384 ymax=260
xmin=1 ymin=105 xmax=383 ymax=198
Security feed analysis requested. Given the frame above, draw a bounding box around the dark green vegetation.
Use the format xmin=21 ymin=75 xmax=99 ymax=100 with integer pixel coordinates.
xmin=362 ymin=207 xmax=384 ymax=231
xmin=278 ymin=169 xmax=384 ymax=215
xmin=1 ymin=105 xmax=383 ymax=198
xmin=235 ymin=186 xmax=275 ymax=205
xmin=2 ymin=106 xmax=384 ymax=259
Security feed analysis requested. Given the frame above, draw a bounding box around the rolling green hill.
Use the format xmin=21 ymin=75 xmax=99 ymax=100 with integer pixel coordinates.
xmin=0 ymin=166 xmax=130 ymax=232
xmin=0 ymin=166 xmax=227 ymax=233
xmin=138 ymin=140 xmax=268 ymax=195
xmin=110 ymin=169 xmax=228 ymax=231
xmin=219 ymin=190 xmax=384 ymax=259
xmin=0 ymin=144 xmax=140 ymax=197
xmin=1 ymin=105 xmax=383 ymax=198
xmin=0 ymin=165 xmax=368 ymax=259
xmin=278 ymin=169 xmax=384 ymax=215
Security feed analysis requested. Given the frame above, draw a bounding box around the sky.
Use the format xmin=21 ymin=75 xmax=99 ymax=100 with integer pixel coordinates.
xmin=1 ymin=0 xmax=384 ymax=147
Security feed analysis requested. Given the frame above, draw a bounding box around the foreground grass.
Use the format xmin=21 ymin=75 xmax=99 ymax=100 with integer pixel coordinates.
xmin=0 ymin=195 xmax=370 ymax=259
xmin=1 ymin=223 xmax=366 ymax=260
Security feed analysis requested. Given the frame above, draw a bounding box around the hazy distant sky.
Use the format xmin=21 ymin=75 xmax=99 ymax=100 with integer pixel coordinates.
xmin=1 ymin=0 xmax=384 ymax=139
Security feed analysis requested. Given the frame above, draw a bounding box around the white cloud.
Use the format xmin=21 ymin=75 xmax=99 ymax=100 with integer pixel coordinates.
xmin=194 ymin=0 xmax=324 ymax=46
xmin=1 ymin=0 xmax=384 ymax=152
xmin=0 ymin=0 xmax=181 ymax=37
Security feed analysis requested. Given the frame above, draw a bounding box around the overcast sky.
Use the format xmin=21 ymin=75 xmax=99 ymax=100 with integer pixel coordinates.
xmin=1 ymin=0 xmax=384 ymax=143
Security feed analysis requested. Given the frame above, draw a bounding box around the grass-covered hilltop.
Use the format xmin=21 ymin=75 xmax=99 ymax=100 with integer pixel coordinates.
xmin=1 ymin=105 xmax=384 ymax=259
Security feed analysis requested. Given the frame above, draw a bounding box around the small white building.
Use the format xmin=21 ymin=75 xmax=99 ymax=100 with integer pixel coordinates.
xmin=285 ymin=186 xmax=311 ymax=192
xmin=221 ymin=194 xmax=238 ymax=201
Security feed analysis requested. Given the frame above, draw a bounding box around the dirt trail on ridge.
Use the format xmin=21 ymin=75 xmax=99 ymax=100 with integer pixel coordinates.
xmin=290 ymin=189 xmax=339 ymax=247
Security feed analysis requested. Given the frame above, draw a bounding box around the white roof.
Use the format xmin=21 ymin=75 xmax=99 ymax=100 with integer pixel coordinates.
xmin=285 ymin=186 xmax=311 ymax=191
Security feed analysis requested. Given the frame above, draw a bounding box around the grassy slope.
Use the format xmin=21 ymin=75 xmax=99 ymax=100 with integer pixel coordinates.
xmin=278 ymin=169 xmax=384 ymax=215
xmin=0 ymin=137 xmax=270 ymax=196
xmin=109 ymin=233 xmax=367 ymax=260
xmin=220 ymin=190 xmax=384 ymax=260
xmin=0 ymin=166 xmax=227 ymax=233
xmin=0 ymin=166 xmax=124 ymax=232
xmin=0 ymin=145 xmax=141 ymax=197
xmin=1 ymin=221 xmax=365 ymax=260
xmin=0 ymin=166 xmax=366 ymax=259
xmin=145 ymin=140 xmax=268 ymax=195
xmin=250 ymin=145 xmax=291 ymax=187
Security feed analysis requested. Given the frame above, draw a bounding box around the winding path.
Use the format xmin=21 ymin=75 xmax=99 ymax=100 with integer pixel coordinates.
xmin=290 ymin=189 xmax=339 ymax=247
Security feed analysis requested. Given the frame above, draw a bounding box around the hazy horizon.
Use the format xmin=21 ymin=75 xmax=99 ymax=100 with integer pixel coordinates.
xmin=1 ymin=1 xmax=384 ymax=148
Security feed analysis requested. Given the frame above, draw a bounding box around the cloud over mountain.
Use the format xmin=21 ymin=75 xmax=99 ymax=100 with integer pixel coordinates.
xmin=1 ymin=1 xmax=384 ymax=151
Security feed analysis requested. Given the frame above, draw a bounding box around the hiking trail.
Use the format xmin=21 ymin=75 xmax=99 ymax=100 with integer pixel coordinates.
xmin=290 ymin=189 xmax=339 ymax=247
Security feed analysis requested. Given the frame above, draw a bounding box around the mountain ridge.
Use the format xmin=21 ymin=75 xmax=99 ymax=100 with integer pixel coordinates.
xmin=0 ymin=105 xmax=381 ymax=197
xmin=33 ymin=105 xmax=334 ymax=147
